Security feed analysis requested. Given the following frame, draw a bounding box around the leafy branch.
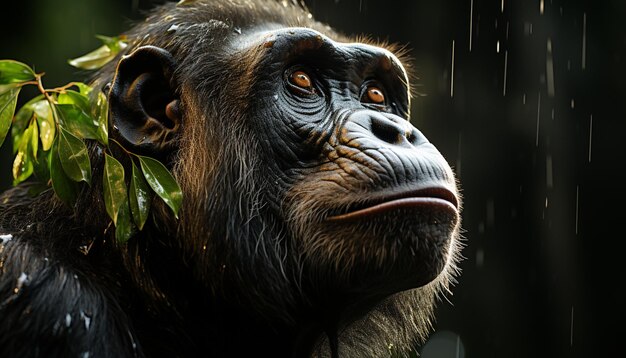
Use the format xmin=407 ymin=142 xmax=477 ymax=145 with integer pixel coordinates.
xmin=0 ymin=35 xmax=182 ymax=243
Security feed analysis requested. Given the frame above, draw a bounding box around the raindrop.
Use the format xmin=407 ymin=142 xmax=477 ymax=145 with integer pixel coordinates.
xmin=65 ymin=313 xmax=72 ymax=327
xmin=540 ymin=0 xmax=544 ymax=14
xmin=128 ymin=330 xmax=138 ymax=350
xmin=570 ymin=99 xmax=575 ymax=108
xmin=80 ymin=311 xmax=92 ymax=330
xmin=14 ymin=272 xmax=28 ymax=294
xmin=496 ymin=40 xmax=500 ymax=53
xmin=501 ymin=0 xmax=504 ymax=13
xmin=0 ymin=234 xmax=12 ymax=245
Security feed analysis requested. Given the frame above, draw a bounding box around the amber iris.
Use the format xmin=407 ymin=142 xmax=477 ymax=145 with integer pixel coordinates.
xmin=366 ymin=86 xmax=385 ymax=104
xmin=290 ymin=70 xmax=312 ymax=89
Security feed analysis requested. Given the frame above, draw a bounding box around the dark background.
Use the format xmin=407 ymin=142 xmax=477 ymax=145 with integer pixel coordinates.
xmin=1 ymin=1 xmax=625 ymax=357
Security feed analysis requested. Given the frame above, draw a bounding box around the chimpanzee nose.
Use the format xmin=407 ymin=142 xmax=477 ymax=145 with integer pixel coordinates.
xmin=345 ymin=110 xmax=427 ymax=148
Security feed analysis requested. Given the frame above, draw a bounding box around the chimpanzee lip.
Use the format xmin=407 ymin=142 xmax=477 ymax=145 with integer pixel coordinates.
xmin=326 ymin=187 xmax=458 ymax=223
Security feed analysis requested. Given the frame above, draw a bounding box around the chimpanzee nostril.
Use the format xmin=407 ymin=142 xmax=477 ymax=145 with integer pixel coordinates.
xmin=407 ymin=128 xmax=426 ymax=146
xmin=371 ymin=115 xmax=404 ymax=145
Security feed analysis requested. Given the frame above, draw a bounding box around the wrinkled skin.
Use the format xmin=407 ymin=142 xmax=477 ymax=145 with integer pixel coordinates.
xmin=0 ymin=1 xmax=463 ymax=357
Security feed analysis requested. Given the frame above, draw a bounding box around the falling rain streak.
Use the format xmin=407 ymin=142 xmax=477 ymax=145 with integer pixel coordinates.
xmin=503 ymin=51 xmax=508 ymax=96
xmin=536 ymin=92 xmax=541 ymax=147
xmin=582 ymin=13 xmax=587 ymax=70
xmin=588 ymin=114 xmax=593 ymax=163
xmin=546 ymin=155 xmax=553 ymax=188
xmin=451 ymin=40 xmax=456 ymax=98
xmin=546 ymin=39 xmax=555 ymax=97
xmin=575 ymin=185 xmax=579 ymax=235
xmin=570 ymin=306 xmax=575 ymax=346
xmin=469 ymin=0 xmax=473 ymax=52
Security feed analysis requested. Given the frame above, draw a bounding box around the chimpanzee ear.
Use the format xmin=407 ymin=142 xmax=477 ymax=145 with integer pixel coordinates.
xmin=108 ymin=45 xmax=181 ymax=153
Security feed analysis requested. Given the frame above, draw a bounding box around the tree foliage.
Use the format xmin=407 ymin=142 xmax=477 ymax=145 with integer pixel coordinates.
xmin=0 ymin=36 xmax=182 ymax=243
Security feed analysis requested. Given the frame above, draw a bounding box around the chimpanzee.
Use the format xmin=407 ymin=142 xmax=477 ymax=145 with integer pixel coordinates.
xmin=0 ymin=1 xmax=463 ymax=357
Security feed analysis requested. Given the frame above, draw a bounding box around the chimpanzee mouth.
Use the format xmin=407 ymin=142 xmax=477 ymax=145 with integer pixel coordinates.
xmin=326 ymin=187 xmax=458 ymax=223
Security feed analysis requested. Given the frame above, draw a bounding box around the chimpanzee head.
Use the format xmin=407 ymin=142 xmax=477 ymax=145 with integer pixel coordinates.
xmin=101 ymin=1 xmax=463 ymax=355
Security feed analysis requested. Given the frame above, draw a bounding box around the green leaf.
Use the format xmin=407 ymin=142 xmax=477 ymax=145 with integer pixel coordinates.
xmin=95 ymin=35 xmax=128 ymax=52
xmin=74 ymin=82 xmax=93 ymax=96
xmin=94 ymin=91 xmax=109 ymax=145
xmin=12 ymin=123 xmax=34 ymax=184
xmin=58 ymin=90 xmax=90 ymax=113
xmin=139 ymin=156 xmax=182 ymax=218
xmin=33 ymin=144 xmax=50 ymax=182
xmin=11 ymin=95 xmax=44 ymax=153
xmin=0 ymin=60 xmax=36 ymax=84
xmin=55 ymin=103 xmax=100 ymax=142
xmin=103 ymin=153 xmax=126 ymax=225
xmin=11 ymin=150 xmax=33 ymax=185
xmin=30 ymin=119 xmax=38 ymax=159
xmin=129 ymin=160 xmax=152 ymax=231
xmin=57 ymin=127 xmax=91 ymax=184
xmin=0 ymin=86 xmax=20 ymax=148
xmin=68 ymin=45 xmax=116 ymax=70
xmin=33 ymin=100 xmax=55 ymax=151
xmin=50 ymin=141 xmax=78 ymax=204
xmin=115 ymin=195 xmax=136 ymax=244
xmin=68 ymin=35 xmax=128 ymax=71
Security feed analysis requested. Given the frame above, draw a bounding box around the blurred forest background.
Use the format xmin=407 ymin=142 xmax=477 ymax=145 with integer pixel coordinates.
xmin=1 ymin=0 xmax=625 ymax=357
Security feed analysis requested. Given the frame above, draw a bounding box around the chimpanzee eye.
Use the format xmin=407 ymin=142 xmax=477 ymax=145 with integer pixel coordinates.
xmin=287 ymin=70 xmax=316 ymax=95
xmin=361 ymin=85 xmax=386 ymax=105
